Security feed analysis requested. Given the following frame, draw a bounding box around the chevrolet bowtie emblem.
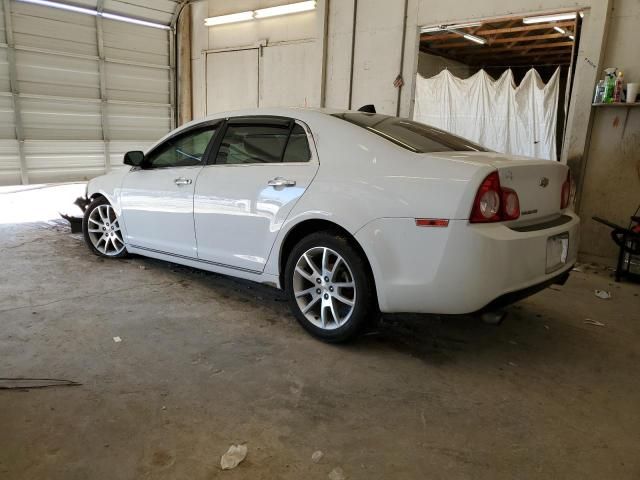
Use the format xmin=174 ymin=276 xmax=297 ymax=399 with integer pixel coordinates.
xmin=539 ymin=177 xmax=549 ymax=188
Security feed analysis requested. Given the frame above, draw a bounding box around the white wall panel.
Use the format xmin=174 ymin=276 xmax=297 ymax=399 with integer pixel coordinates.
xmin=21 ymin=97 xmax=102 ymax=140
xmin=12 ymin=2 xmax=97 ymax=56
xmin=16 ymin=50 xmax=100 ymax=99
xmin=0 ymin=48 xmax=10 ymax=93
xmin=104 ymin=0 xmax=178 ymax=25
xmin=0 ymin=5 xmax=6 ymax=44
xmin=260 ymin=42 xmax=317 ymax=108
xmin=0 ymin=94 xmax=16 ymax=138
xmin=105 ymin=62 xmax=170 ymax=104
xmin=108 ymin=103 xmax=171 ymax=141
xmin=0 ymin=0 xmax=174 ymax=185
xmin=103 ymin=18 xmax=169 ymax=65
xmin=0 ymin=139 xmax=20 ymax=185
xmin=24 ymin=140 xmax=105 ymax=183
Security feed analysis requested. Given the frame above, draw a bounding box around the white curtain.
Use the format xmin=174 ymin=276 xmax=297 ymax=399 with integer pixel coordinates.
xmin=413 ymin=68 xmax=560 ymax=160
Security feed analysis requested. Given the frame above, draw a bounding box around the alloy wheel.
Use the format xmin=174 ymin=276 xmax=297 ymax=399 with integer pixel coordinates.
xmin=87 ymin=204 xmax=125 ymax=256
xmin=292 ymin=246 xmax=356 ymax=330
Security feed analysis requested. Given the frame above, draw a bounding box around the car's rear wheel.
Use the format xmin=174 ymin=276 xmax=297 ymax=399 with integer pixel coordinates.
xmin=285 ymin=232 xmax=377 ymax=342
xmin=83 ymin=196 xmax=128 ymax=258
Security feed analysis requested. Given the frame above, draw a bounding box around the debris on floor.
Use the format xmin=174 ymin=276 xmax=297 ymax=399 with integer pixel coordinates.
xmin=584 ymin=319 xmax=606 ymax=327
xmin=0 ymin=378 xmax=81 ymax=390
xmin=113 ymin=336 xmax=122 ymax=343
xmin=311 ymin=450 xmax=324 ymax=463
xmin=594 ymin=290 xmax=611 ymax=300
xmin=220 ymin=444 xmax=248 ymax=470
xmin=328 ymin=467 xmax=346 ymax=480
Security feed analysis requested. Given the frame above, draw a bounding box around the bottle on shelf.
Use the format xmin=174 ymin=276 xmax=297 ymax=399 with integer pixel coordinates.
xmin=602 ymin=68 xmax=617 ymax=103
xmin=613 ymin=71 xmax=624 ymax=103
xmin=593 ymin=80 xmax=605 ymax=103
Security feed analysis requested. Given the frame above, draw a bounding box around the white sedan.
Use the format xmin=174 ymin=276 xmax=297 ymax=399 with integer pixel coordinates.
xmin=81 ymin=108 xmax=579 ymax=342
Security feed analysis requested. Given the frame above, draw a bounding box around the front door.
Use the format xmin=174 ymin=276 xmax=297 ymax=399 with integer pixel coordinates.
xmin=120 ymin=123 xmax=219 ymax=258
xmin=194 ymin=117 xmax=319 ymax=272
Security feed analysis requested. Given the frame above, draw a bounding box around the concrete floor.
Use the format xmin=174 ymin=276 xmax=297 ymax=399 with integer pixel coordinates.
xmin=1 ymin=188 xmax=640 ymax=479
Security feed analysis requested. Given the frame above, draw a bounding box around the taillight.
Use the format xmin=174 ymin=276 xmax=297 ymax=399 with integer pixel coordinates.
xmin=470 ymin=171 xmax=520 ymax=223
xmin=501 ymin=188 xmax=520 ymax=220
xmin=560 ymin=169 xmax=571 ymax=209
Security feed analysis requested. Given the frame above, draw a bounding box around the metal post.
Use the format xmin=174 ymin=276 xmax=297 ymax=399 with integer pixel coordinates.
xmin=96 ymin=0 xmax=111 ymax=172
xmin=2 ymin=0 xmax=28 ymax=184
xmin=171 ymin=1 xmax=190 ymax=128
xmin=169 ymin=26 xmax=177 ymax=129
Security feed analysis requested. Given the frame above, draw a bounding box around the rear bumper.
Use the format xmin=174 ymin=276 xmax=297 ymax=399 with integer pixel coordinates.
xmin=355 ymin=211 xmax=580 ymax=314
xmin=477 ymin=269 xmax=570 ymax=313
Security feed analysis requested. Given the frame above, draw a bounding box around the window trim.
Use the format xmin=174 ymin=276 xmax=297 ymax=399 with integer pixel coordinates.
xmin=141 ymin=120 xmax=223 ymax=170
xmin=205 ymin=116 xmax=317 ymax=167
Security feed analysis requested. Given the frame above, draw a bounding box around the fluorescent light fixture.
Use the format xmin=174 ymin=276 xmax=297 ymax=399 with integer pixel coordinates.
xmin=421 ymin=22 xmax=481 ymax=34
xmin=17 ymin=0 xmax=96 ymax=15
xmin=254 ymin=1 xmax=316 ymax=19
xmin=554 ymin=26 xmax=566 ymax=34
xmin=522 ymin=12 xmax=577 ymax=24
xmin=569 ymin=34 xmax=575 ymax=40
xmin=204 ymin=11 xmax=254 ymax=26
xmin=449 ymin=22 xmax=482 ymax=29
xmin=17 ymin=0 xmax=170 ymax=29
xmin=463 ymin=33 xmax=486 ymax=45
xmin=101 ymin=12 xmax=170 ymax=30
xmin=421 ymin=25 xmax=444 ymax=33
xmin=444 ymin=27 xmax=487 ymax=45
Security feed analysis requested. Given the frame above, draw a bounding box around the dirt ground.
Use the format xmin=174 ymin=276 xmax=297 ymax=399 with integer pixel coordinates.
xmin=1 ymin=191 xmax=639 ymax=479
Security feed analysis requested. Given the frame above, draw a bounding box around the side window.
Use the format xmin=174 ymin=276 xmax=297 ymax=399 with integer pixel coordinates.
xmin=216 ymin=124 xmax=289 ymax=165
xmin=146 ymin=127 xmax=216 ymax=168
xmin=282 ymin=124 xmax=311 ymax=163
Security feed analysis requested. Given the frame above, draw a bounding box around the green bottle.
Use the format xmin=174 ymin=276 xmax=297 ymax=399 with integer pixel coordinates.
xmin=602 ymin=69 xmax=617 ymax=103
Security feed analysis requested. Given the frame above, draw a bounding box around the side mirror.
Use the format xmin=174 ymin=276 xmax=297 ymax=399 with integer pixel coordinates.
xmin=123 ymin=151 xmax=145 ymax=167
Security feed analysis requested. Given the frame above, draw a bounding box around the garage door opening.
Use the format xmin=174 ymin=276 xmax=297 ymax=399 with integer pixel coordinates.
xmin=415 ymin=11 xmax=582 ymax=161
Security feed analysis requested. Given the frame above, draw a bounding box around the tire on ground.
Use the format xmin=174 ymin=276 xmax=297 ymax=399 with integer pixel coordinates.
xmin=284 ymin=231 xmax=377 ymax=342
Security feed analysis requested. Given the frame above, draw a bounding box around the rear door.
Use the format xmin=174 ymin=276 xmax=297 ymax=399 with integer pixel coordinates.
xmin=119 ymin=123 xmax=219 ymax=257
xmin=194 ymin=116 xmax=319 ymax=272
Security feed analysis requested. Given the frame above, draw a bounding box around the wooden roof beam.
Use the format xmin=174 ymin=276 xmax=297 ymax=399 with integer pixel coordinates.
xmin=428 ymin=32 xmax=566 ymax=49
xmin=420 ymin=20 xmax=575 ymax=42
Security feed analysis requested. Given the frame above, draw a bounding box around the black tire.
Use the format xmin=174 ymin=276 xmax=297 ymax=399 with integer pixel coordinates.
xmin=82 ymin=196 xmax=128 ymax=258
xmin=284 ymin=231 xmax=377 ymax=343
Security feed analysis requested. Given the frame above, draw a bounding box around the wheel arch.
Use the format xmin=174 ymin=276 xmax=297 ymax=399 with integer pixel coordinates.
xmin=278 ymin=218 xmax=378 ymax=301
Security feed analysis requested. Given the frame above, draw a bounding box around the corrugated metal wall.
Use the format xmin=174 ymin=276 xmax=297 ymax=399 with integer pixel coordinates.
xmin=0 ymin=0 xmax=178 ymax=185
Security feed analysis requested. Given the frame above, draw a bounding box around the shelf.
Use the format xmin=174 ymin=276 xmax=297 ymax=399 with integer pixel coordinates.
xmin=592 ymin=102 xmax=640 ymax=107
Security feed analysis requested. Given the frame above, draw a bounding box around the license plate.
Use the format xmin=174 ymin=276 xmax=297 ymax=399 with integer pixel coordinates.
xmin=546 ymin=233 xmax=569 ymax=273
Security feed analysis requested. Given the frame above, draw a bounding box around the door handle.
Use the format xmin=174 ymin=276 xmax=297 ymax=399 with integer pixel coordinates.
xmin=267 ymin=177 xmax=296 ymax=187
xmin=174 ymin=177 xmax=192 ymax=186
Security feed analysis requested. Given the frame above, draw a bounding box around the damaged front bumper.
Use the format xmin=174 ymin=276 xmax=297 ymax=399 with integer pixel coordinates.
xmin=60 ymin=195 xmax=90 ymax=233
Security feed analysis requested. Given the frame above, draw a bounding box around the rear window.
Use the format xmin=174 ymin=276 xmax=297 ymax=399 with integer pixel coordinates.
xmin=332 ymin=113 xmax=489 ymax=153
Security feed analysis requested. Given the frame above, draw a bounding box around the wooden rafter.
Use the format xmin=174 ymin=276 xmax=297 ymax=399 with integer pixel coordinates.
xmin=420 ymin=20 xmax=576 ymax=42
xmin=430 ymin=32 xmax=566 ymax=49
xmin=451 ymin=41 xmax=573 ymax=54
xmin=420 ymin=14 xmax=577 ymax=69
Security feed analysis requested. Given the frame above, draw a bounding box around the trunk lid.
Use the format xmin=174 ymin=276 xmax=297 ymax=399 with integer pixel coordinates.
xmin=431 ymin=152 xmax=568 ymax=223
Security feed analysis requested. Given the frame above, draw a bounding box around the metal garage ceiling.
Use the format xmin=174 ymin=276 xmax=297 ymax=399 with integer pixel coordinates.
xmin=63 ymin=0 xmax=181 ymax=26
xmin=0 ymin=0 xmax=186 ymax=186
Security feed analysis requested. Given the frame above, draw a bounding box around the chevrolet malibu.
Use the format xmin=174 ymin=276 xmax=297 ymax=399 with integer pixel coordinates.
xmin=81 ymin=108 xmax=579 ymax=342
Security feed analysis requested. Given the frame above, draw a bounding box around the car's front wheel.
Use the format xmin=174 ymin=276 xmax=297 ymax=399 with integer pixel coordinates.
xmin=285 ymin=232 xmax=377 ymax=342
xmin=82 ymin=196 xmax=128 ymax=258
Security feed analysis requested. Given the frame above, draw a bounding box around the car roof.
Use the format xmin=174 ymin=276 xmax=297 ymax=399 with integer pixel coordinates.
xmin=178 ymin=107 xmax=351 ymax=132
